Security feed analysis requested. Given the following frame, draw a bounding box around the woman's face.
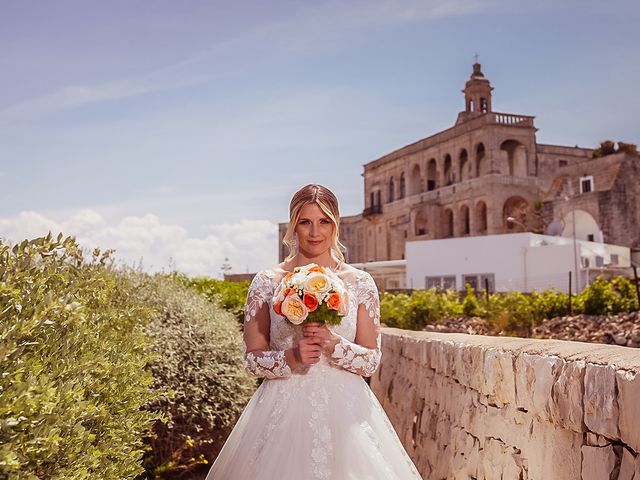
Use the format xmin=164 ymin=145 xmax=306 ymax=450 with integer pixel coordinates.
xmin=295 ymin=202 xmax=335 ymax=257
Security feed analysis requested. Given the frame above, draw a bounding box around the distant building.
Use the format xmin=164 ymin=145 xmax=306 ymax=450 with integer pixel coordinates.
xmin=279 ymin=62 xmax=640 ymax=289
xmin=406 ymin=233 xmax=631 ymax=293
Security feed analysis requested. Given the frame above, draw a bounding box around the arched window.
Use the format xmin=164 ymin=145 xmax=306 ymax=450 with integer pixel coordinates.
xmin=399 ymin=173 xmax=406 ymax=199
xmin=388 ymin=177 xmax=395 ymax=203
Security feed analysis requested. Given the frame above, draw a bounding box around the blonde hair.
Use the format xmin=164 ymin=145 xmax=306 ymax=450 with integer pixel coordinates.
xmin=283 ymin=184 xmax=346 ymax=263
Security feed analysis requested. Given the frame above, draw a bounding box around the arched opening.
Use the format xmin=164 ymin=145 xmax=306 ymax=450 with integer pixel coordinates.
xmin=475 ymin=201 xmax=488 ymax=234
xmin=459 ymin=149 xmax=469 ymax=182
xmin=426 ymin=159 xmax=437 ymax=191
xmin=409 ymin=164 xmax=422 ymax=196
xmin=502 ymin=196 xmax=529 ymax=231
xmin=443 ymin=208 xmax=454 ymax=238
xmin=500 ymin=140 xmax=527 ymax=177
xmin=476 ymin=143 xmax=486 ymax=177
xmin=388 ymin=177 xmax=395 ymax=203
xmin=414 ymin=209 xmax=428 ymax=236
xmin=459 ymin=204 xmax=470 ymax=235
xmin=444 ymin=154 xmax=453 ymax=185
xmin=399 ymin=172 xmax=406 ymax=199
xmin=561 ymin=209 xmax=601 ymax=242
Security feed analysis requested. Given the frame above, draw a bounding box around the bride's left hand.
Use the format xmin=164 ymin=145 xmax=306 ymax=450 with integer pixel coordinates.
xmin=302 ymin=322 xmax=340 ymax=355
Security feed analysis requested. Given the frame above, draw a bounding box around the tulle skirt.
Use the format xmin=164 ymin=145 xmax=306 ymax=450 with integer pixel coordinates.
xmin=205 ymin=360 xmax=422 ymax=480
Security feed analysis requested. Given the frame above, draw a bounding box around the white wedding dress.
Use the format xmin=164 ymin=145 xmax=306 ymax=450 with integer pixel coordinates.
xmin=205 ymin=264 xmax=422 ymax=480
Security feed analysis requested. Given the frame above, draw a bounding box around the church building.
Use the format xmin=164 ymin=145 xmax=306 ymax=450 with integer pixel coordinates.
xmin=278 ymin=63 xmax=640 ymax=287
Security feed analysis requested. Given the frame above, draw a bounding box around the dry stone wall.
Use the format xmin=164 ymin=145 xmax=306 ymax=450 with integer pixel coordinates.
xmin=370 ymin=328 xmax=640 ymax=479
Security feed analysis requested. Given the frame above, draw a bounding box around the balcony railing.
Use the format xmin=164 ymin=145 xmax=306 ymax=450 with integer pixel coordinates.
xmin=363 ymin=204 xmax=383 ymax=217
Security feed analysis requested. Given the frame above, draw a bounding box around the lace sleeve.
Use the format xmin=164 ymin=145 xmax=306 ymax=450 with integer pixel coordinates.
xmin=329 ymin=272 xmax=381 ymax=377
xmin=243 ymin=271 xmax=292 ymax=379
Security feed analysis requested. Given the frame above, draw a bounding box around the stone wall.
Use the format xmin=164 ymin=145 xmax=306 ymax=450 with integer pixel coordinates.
xmin=370 ymin=328 xmax=640 ymax=479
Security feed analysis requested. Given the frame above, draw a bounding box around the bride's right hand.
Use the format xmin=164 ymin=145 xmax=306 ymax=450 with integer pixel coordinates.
xmin=295 ymin=336 xmax=323 ymax=366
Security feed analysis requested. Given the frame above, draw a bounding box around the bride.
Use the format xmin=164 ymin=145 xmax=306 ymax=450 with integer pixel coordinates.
xmin=206 ymin=184 xmax=423 ymax=479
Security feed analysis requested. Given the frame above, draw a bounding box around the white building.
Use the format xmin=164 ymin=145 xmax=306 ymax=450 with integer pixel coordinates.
xmin=405 ymin=233 xmax=631 ymax=293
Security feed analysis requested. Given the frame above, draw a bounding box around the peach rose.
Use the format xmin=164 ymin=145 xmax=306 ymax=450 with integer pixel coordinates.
xmin=281 ymin=294 xmax=309 ymax=324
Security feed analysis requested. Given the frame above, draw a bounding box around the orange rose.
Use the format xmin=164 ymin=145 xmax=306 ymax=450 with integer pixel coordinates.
xmin=303 ymin=293 xmax=319 ymax=312
xmin=309 ymin=265 xmax=326 ymax=274
xmin=283 ymin=287 xmax=296 ymax=297
xmin=326 ymin=292 xmax=341 ymax=311
xmin=274 ymin=301 xmax=283 ymax=316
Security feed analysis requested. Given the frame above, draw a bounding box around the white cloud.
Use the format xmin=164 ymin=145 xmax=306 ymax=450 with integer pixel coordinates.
xmin=0 ymin=209 xmax=278 ymax=277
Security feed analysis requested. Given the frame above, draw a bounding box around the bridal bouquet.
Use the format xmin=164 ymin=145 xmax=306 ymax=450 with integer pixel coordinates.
xmin=272 ymin=263 xmax=349 ymax=325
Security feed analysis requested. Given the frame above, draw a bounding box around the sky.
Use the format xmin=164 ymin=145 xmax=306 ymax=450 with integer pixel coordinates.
xmin=1 ymin=0 xmax=639 ymax=276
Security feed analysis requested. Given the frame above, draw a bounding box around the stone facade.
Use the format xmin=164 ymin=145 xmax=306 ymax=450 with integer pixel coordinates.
xmin=278 ymin=63 xmax=640 ymax=268
xmin=371 ymin=328 xmax=640 ymax=479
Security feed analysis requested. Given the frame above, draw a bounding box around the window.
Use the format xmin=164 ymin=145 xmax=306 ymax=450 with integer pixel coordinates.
xmin=595 ymin=256 xmax=605 ymax=267
xmin=587 ymin=234 xmax=595 ymax=242
xmin=427 ymin=180 xmax=436 ymax=191
xmin=462 ymin=273 xmax=495 ymax=292
xmin=425 ymin=275 xmax=456 ymax=290
xmin=559 ymin=159 xmax=568 ymax=167
xmin=580 ymin=175 xmax=594 ymax=194
xmin=611 ymin=254 xmax=619 ymax=265
xmin=462 ymin=275 xmax=478 ymax=291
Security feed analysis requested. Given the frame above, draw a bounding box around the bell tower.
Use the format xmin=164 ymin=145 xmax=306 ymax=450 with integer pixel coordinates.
xmin=456 ymin=60 xmax=494 ymax=124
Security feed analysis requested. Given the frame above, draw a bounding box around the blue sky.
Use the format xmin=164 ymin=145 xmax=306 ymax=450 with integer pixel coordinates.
xmin=1 ymin=0 xmax=639 ymax=275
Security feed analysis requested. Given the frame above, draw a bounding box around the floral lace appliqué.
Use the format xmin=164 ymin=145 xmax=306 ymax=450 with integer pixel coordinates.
xmin=244 ymin=349 xmax=292 ymax=379
xmin=329 ymin=272 xmax=382 ymax=377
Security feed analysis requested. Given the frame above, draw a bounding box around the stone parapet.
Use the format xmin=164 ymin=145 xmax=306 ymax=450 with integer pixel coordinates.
xmin=370 ymin=328 xmax=640 ymax=479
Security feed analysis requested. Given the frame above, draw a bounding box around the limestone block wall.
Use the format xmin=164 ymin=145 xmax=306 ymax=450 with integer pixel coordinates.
xmin=370 ymin=328 xmax=640 ymax=480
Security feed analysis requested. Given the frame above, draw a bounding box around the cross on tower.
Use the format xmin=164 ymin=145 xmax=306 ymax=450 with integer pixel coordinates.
xmin=473 ymin=52 xmax=479 ymax=63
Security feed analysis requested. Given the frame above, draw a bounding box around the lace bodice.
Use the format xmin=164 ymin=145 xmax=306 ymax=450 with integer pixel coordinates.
xmin=243 ymin=264 xmax=381 ymax=378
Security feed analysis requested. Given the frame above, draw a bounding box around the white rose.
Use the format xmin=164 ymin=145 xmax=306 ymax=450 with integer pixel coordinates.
xmin=304 ymin=272 xmax=331 ymax=294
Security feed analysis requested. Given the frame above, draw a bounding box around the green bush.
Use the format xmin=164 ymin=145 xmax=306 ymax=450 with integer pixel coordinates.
xmin=0 ymin=234 xmax=162 ymax=480
xmin=381 ymin=288 xmax=463 ymax=330
xmin=528 ymin=289 xmax=570 ymax=323
xmin=132 ymin=273 xmax=255 ymax=479
xmin=175 ymin=274 xmax=250 ymax=322
xmin=462 ymin=284 xmax=484 ymax=317
xmin=485 ymin=291 xmax=535 ymax=336
xmin=380 ymin=275 xmax=639 ymax=335
xmin=580 ymin=277 xmax=619 ymax=315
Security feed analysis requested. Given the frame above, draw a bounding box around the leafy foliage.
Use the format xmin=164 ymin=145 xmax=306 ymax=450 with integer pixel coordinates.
xmin=381 ymin=276 xmax=639 ymax=335
xmin=133 ymin=273 xmax=255 ymax=479
xmin=0 ymin=234 xmax=163 ymax=480
xmin=174 ymin=273 xmax=250 ymax=322
xmin=592 ymin=139 xmax=638 ymax=158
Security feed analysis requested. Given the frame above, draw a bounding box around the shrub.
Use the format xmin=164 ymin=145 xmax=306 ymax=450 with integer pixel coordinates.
xmin=0 ymin=234 xmax=162 ymax=480
xmin=485 ymin=291 xmax=535 ymax=336
xmin=462 ymin=284 xmax=484 ymax=317
xmin=528 ymin=289 xmax=570 ymax=323
xmin=175 ymin=274 xmax=250 ymax=323
xmin=132 ymin=273 xmax=255 ymax=479
xmin=580 ymin=276 xmax=619 ymax=315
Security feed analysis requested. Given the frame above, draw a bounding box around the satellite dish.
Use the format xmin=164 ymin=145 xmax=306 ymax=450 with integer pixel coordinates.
xmin=546 ymin=220 xmax=564 ymax=236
